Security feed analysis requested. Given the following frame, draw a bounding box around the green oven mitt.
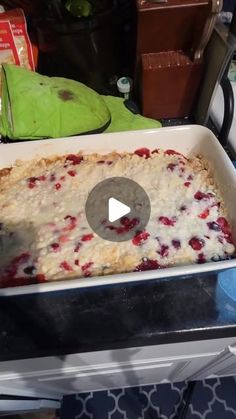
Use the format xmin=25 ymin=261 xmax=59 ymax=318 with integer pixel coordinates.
xmin=0 ymin=64 xmax=110 ymax=140
xmin=102 ymin=95 xmax=162 ymax=133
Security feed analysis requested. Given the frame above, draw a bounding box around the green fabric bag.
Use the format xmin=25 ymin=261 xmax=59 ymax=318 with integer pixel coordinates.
xmin=102 ymin=95 xmax=161 ymax=133
xmin=0 ymin=64 xmax=111 ymax=140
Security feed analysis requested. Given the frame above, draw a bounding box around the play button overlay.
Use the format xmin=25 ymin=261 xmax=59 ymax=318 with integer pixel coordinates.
xmin=85 ymin=177 xmax=151 ymax=242
xmin=108 ymin=198 xmax=130 ymax=222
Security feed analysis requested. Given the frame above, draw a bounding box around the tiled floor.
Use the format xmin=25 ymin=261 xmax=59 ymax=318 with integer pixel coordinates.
xmin=60 ymin=376 xmax=236 ymax=419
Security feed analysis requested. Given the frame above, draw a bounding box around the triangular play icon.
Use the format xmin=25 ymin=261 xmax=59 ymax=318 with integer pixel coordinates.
xmin=108 ymin=197 xmax=131 ymax=223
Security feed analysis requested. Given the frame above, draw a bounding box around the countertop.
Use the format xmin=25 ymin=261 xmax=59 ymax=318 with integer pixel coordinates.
xmin=1 ymin=270 xmax=236 ymax=362
xmin=0 ymin=131 xmax=236 ymax=363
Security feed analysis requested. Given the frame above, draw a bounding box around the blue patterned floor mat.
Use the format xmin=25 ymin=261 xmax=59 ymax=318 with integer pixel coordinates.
xmin=60 ymin=376 xmax=236 ymax=418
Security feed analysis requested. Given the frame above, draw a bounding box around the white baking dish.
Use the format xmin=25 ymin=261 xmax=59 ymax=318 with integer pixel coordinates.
xmin=0 ymin=125 xmax=236 ymax=296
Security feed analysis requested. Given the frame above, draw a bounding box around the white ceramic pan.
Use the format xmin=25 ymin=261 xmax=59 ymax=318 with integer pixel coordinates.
xmin=0 ymin=125 xmax=236 ymax=296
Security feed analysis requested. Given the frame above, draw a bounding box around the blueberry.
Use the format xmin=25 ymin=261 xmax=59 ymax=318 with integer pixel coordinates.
xmin=23 ymin=266 xmax=36 ymax=276
xmin=207 ymin=222 xmax=220 ymax=231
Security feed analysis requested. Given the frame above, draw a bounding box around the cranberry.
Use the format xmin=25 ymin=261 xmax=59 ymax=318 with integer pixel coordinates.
xmin=82 ymin=262 xmax=93 ymax=272
xmin=134 ymin=148 xmax=150 ymax=159
xmin=60 ymin=261 xmax=73 ymax=272
xmin=216 ymin=217 xmax=230 ymax=234
xmin=64 ymin=215 xmax=75 ymax=222
xmin=172 ymin=239 xmax=181 ymax=249
xmin=167 ymin=163 xmax=177 ymax=171
xmin=189 ymin=237 xmax=205 ymax=251
xmin=184 ymin=182 xmax=191 ymax=188
xmin=198 ymin=209 xmax=210 ymax=219
xmin=158 ymin=244 xmax=169 ymax=257
xmin=51 ymin=242 xmax=61 ymax=252
xmin=74 ymin=243 xmax=81 ymax=252
xmin=63 ymin=215 xmax=77 ymax=231
xmin=164 ymin=149 xmax=186 ymax=158
xmin=65 ymin=154 xmax=83 ymax=165
xmin=55 ymin=183 xmax=61 ymax=190
xmin=68 ymin=170 xmax=76 ymax=177
xmin=120 ymin=217 xmax=139 ymax=229
xmin=132 ymin=231 xmax=150 ymax=246
xmin=159 ymin=216 xmax=176 ymax=226
xmin=207 ymin=221 xmax=220 ymax=231
xmin=194 ymin=191 xmax=214 ymax=200
xmin=134 ymin=259 xmax=161 ymax=272
xmin=27 ymin=177 xmax=38 ymax=189
xmin=74 ymin=259 xmax=80 ymax=266
xmin=82 ymin=262 xmax=93 ymax=270
xmin=36 ymin=274 xmax=46 ymax=283
xmin=39 ymin=175 xmax=46 ymax=181
xmin=110 ymin=217 xmax=140 ymax=234
xmin=197 ymin=253 xmax=206 ymax=264
xmin=81 ymin=234 xmax=94 ymax=242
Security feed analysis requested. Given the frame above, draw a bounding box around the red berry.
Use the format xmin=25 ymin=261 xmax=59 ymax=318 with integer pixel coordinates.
xmin=120 ymin=217 xmax=139 ymax=228
xmin=60 ymin=176 xmax=66 ymax=181
xmin=36 ymin=274 xmax=46 ymax=283
xmin=189 ymin=237 xmax=205 ymax=251
xmin=134 ymin=148 xmax=150 ymax=159
xmin=158 ymin=244 xmax=169 ymax=257
xmin=167 ymin=163 xmax=177 ymax=172
xmin=172 ymin=239 xmax=181 ymax=249
xmin=74 ymin=243 xmax=81 ymax=252
xmin=27 ymin=177 xmax=38 ymax=189
xmin=81 ymin=234 xmax=94 ymax=242
xmin=113 ymin=217 xmax=140 ymax=234
xmin=184 ymin=182 xmax=191 ymax=188
xmin=216 ymin=217 xmax=230 ymax=234
xmin=188 ymin=175 xmax=193 ymax=181
xmin=132 ymin=231 xmax=150 ymax=246
xmin=63 ymin=215 xmax=77 ymax=231
xmin=60 ymin=261 xmax=73 ymax=272
xmin=66 ymin=154 xmax=83 ymax=165
xmin=194 ymin=191 xmax=214 ymax=200
xmin=134 ymin=259 xmax=161 ymax=272
xmin=50 ymin=243 xmax=60 ymax=252
xmin=39 ymin=175 xmax=46 ymax=181
xmin=68 ymin=170 xmax=76 ymax=177
xmin=81 ymin=262 xmax=93 ymax=276
xmin=55 ymin=183 xmax=61 ymax=190
xmin=74 ymin=259 xmax=80 ymax=266
xmin=164 ymin=149 xmax=186 ymax=158
xmin=197 ymin=253 xmax=206 ymax=264
xmin=159 ymin=216 xmax=176 ymax=226
xmin=198 ymin=209 xmax=210 ymax=219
